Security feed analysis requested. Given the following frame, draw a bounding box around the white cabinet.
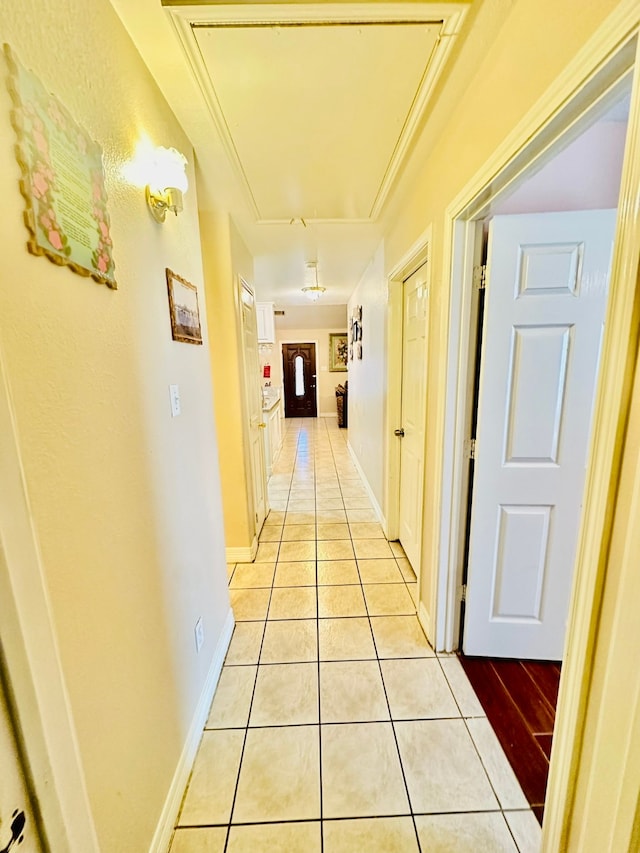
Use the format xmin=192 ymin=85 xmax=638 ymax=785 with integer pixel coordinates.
xmin=262 ymin=395 xmax=282 ymax=478
xmin=257 ymin=302 xmax=275 ymax=343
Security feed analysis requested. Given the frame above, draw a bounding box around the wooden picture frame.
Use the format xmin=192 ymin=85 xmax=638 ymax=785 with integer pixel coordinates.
xmin=166 ymin=269 xmax=202 ymax=345
xmin=329 ymin=332 xmax=348 ymax=372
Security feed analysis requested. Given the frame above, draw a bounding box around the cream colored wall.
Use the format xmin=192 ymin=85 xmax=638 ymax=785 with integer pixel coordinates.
xmin=347 ymin=245 xmax=387 ymax=512
xmin=0 ymin=2 xmax=231 ymax=850
xmin=273 ymin=328 xmax=347 ymax=416
xmin=347 ymin=0 xmax=626 ymax=625
xmin=201 ymin=210 xmax=256 ymax=550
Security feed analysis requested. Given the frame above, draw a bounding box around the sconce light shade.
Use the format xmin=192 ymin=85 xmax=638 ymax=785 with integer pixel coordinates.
xmin=146 ymin=146 xmax=188 ymax=223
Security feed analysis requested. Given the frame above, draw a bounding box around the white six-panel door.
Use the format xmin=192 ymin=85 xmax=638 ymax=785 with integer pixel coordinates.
xmin=464 ymin=209 xmax=616 ymax=659
xmin=398 ymin=263 xmax=429 ymax=574
xmin=240 ymin=280 xmax=267 ymax=536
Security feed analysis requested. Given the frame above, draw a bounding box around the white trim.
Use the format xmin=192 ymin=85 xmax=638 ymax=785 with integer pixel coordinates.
xmin=0 ymin=342 xmax=99 ymax=851
xmin=437 ymin=2 xmax=640 ymax=655
xmin=226 ymin=536 xmax=258 ymax=564
xmin=418 ymin=599 xmax=434 ymax=646
xmin=319 ymin=412 xmax=339 ymax=418
xmin=277 ymin=339 xmax=321 ymax=418
xmin=385 ymin=228 xmax=431 ymax=542
xmin=430 ymin=4 xmax=640 ymax=850
xmin=149 ymin=608 xmax=235 ymax=853
xmin=547 ymin=32 xmax=640 ymax=853
xmin=167 ymin=4 xmax=468 ymax=223
xmin=346 ymin=440 xmax=385 ymax=529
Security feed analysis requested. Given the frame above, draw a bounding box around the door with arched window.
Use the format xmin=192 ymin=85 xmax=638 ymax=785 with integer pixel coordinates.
xmin=282 ymin=343 xmax=317 ymax=417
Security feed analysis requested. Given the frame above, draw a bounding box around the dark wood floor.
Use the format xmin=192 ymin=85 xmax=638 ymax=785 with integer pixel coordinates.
xmin=459 ymin=655 xmax=561 ymax=825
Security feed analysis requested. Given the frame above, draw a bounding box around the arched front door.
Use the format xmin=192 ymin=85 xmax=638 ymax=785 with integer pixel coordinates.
xmin=282 ymin=343 xmax=317 ymax=418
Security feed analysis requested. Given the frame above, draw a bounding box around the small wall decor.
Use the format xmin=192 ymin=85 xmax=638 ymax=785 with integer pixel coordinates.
xmin=166 ymin=269 xmax=202 ymax=345
xmin=5 ymin=44 xmax=116 ymax=288
xmin=348 ymin=305 xmax=362 ymax=361
xmin=329 ymin=332 xmax=348 ymax=372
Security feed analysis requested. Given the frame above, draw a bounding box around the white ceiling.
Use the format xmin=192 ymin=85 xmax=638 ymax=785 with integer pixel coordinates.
xmin=110 ymin=1 xmax=469 ymax=304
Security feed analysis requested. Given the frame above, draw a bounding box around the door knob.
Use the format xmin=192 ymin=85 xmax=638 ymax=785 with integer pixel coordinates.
xmin=258 ymin=422 xmax=266 ymax=429
xmin=394 ymin=428 xmax=405 ymax=437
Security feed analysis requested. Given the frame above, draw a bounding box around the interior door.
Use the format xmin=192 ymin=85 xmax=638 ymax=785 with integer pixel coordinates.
xmin=464 ymin=209 xmax=616 ymax=659
xmin=282 ymin=343 xmax=317 ymax=418
xmin=0 ymin=674 xmax=40 ymax=852
xmin=398 ymin=263 xmax=429 ymax=574
xmin=240 ymin=280 xmax=267 ymax=534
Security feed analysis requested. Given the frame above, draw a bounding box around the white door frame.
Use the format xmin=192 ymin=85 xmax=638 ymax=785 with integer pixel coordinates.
xmin=385 ymin=227 xmax=431 ymax=632
xmin=278 ymin=338 xmax=320 ymax=419
xmin=0 ymin=342 xmax=99 ymax=851
xmin=435 ymin=6 xmax=640 ymax=849
xmin=237 ymin=276 xmax=267 ymax=544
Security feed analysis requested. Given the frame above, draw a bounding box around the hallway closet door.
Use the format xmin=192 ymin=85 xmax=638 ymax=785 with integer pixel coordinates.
xmin=398 ymin=263 xmax=429 ymax=573
xmin=240 ymin=279 xmax=267 ymax=535
xmin=464 ymin=209 xmax=616 ymax=659
xmin=282 ymin=343 xmax=317 ymax=418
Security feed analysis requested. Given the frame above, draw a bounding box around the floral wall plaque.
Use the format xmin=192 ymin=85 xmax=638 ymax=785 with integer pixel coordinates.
xmin=4 ymin=44 xmax=116 ymax=288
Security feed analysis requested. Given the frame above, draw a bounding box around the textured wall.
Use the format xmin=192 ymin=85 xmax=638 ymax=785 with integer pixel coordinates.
xmin=0 ymin=1 xmax=231 ymax=849
xmin=347 ymin=246 xmax=387 ymax=511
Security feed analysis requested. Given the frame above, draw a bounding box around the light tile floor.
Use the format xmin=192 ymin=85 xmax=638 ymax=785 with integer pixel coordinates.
xmin=170 ymin=418 xmax=542 ymax=853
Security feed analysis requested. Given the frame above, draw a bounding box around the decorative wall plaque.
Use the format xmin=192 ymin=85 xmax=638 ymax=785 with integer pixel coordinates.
xmin=4 ymin=44 xmax=116 ymax=288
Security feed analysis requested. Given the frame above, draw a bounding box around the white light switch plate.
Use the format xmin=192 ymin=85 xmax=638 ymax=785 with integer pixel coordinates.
xmin=169 ymin=384 xmax=181 ymax=417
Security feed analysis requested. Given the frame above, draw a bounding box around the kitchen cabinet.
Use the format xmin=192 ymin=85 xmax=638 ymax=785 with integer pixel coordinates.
xmin=262 ymin=391 xmax=282 ymax=477
xmin=257 ymin=302 xmax=275 ymax=343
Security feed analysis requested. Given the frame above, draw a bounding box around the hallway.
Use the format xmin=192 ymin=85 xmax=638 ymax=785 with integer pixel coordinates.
xmin=170 ymin=418 xmax=541 ymax=852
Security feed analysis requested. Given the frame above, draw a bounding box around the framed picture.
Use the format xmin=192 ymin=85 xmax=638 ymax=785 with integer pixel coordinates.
xmin=329 ymin=332 xmax=348 ymax=372
xmin=356 ymin=341 xmax=363 ymax=360
xmin=166 ymin=269 xmax=202 ymax=345
xmin=5 ymin=45 xmax=116 ymax=288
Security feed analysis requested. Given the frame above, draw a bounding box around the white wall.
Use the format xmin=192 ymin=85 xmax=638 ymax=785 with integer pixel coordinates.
xmin=346 ymin=244 xmax=387 ymax=511
xmin=493 ymin=119 xmax=627 ymax=215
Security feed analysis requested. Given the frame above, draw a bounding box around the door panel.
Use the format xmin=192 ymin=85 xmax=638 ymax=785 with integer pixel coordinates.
xmin=464 ymin=209 xmax=616 ymax=659
xmin=240 ymin=281 xmax=267 ymax=534
xmin=398 ymin=264 xmax=429 ymax=574
xmin=282 ymin=343 xmax=317 ymax=418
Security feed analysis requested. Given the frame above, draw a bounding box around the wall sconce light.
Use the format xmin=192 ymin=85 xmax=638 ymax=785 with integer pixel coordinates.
xmin=145 ymin=146 xmax=189 ymax=223
xmin=301 ymin=262 xmax=326 ymax=301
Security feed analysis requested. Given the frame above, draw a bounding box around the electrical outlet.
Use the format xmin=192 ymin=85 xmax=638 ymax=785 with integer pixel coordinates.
xmin=194 ymin=617 xmax=204 ymax=653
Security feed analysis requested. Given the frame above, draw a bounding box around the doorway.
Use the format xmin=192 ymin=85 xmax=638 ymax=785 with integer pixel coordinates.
xmin=397 ymin=262 xmax=429 ymax=575
xmin=282 ymin=343 xmax=318 ymax=418
xmin=239 ymin=278 xmax=267 ymax=535
xmin=438 ymin=40 xmax=638 ymax=838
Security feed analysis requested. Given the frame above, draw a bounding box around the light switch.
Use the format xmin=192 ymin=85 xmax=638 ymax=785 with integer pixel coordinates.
xmin=170 ymin=384 xmax=181 ymax=417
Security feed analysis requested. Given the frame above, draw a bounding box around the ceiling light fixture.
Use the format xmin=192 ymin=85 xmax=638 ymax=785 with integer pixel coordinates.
xmin=301 ymin=262 xmax=326 ymax=301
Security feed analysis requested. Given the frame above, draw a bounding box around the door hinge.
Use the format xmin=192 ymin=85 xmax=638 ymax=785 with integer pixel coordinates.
xmin=461 ymin=584 xmax=467 ymax=603
xmin=473 ymin=264 xmax=487 ymax=290
xmin=464 ymin=438 xmax=477 ymax=460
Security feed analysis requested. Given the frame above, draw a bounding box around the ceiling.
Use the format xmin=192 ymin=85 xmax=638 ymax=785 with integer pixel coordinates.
xmin=110 ymin=1 xmax=469 ymax=304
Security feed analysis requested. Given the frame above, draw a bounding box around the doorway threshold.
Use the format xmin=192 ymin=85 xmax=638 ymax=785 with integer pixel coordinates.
xmin=459 ymin=654 xmax=561 ymax=825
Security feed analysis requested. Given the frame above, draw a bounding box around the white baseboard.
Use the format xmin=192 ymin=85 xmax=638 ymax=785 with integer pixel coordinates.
xmin=149 ymin=608 xmax=235 ymax=853
xmin=346 ymin=441 xmax=386 ymax=528
xmin=226 ymin=536 xmax=258 ymax=564
xmin=418 ymin=600 xmax=435 ymax=649
xmin=319 ymin=413 xmax=338 ymax=418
